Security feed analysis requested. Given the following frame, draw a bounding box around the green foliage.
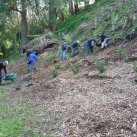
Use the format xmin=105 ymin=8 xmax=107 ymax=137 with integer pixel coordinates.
xmin=70 ymin=62 xmax=80 ymax=75
xmin=32 ymin=134 xmax=51 ymax=137
xmin=54 ymin=64 xmax=61 ymax=70
xmin=0 ymin=89 xmax=43 ymax=137
xmin=0 ymin=87 xmax=6 ymax=93
xmin=6 ymin=51 xmax=21 ymax=62
xmin=133 ymin=61 xmax=137 ymax=72
xmin=95 ymin=60 xmax=106 ymax=73
xmin=47 ymin=55 xmax=56 ymax=63
xmin=56 ymin=0 xmax=137 ymax=45
xmin=0 ymin=94 xmax=24 ymax=137
xmin=56 ymin=0 xmax=115 ymax=33
xmin=63 ymin=34 xmax=72 ymax=42
xmin=51 ymin=64 xmax=61 ymax=78
xmin=117 ymin=47 xmax=126 ymax=60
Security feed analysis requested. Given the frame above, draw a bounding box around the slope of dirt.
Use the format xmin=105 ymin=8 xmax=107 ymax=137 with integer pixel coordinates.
xmin=3 ymin=39 xmax=137 ymax=136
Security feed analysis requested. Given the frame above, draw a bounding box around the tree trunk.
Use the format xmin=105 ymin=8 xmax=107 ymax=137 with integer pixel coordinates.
xmin=49 ymin=0 xmax=57 ymax=32
xmin=74 ymin=1 xmax=79 ymax=14
xmin=20 ymin=0 xmax=28 ymax=45
xmin=60 ymin=12 xmax=65 ymax=21
xmin=69 ymin=0 xmax=74 ymax=16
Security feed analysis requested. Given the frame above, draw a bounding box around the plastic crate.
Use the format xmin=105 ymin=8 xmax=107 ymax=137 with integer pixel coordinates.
xmin=3 ymin=73 xmax=16 ymax=82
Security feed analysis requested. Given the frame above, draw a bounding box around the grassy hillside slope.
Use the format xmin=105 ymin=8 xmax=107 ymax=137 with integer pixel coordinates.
xmin=56 ymin=0 xmax=137 ymax=43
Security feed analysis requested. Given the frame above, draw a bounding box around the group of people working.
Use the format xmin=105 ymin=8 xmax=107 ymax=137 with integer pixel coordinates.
xmin=60 ymin=34 xmax=108 ymax=59
xmin=26 ymin=33 xmax=109 ymax=71
xmin=0 ymin=34 xmax=108 ymax=84
xmin=0 ymin=50 xmax=37 ymax=85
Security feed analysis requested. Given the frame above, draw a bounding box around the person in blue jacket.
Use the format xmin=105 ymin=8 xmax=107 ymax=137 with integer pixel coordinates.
xmin=27 ymin=51 xmax=37 ymax=72
xmin=61 ymin=41 xmax=67 ymax=60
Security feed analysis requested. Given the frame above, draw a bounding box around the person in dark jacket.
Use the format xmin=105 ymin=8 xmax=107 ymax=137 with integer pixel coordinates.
xmin=99 ymin=34 xmax=108 ymax=49
xmin=22 ymin=47 xmax=27 ymax=54
xmin=0 ymin=61 xmax=8 ymax=84
xmin=85 ymin=38 xmax=96 ymax=55
xmin=71 ymin=41 xmax=81 ymax=57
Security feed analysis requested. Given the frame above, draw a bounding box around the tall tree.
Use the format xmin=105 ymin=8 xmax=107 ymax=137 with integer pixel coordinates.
xmin=48 ymin=0 xmax=57 ymax=32
xmin=74 ymin=0 xmax=79 ymax=14
xmin=4 ymin=0 xmax=29 ymax=45
xmin=69 ymin=0 xmax=74 ymax=15
xmin=20 ymin=0 xmax=28 ymax=45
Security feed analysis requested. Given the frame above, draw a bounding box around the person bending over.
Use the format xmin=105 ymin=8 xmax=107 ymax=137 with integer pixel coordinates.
xmin=71 ymin=41 xmax=81 ymax=57
xmin=86 ymin=38 xmax=96 ymax=55
xmin=99 ymin=34 xmax=108 ymax=49
xmin=0 ymin=61 xmax=8 ymax=84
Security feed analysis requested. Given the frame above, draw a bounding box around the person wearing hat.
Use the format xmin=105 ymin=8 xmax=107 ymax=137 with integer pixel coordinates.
xmin=0 ymin=61 xmax=8 ymax=84
xmin=71 ymin=40 xmax=81 ymax=57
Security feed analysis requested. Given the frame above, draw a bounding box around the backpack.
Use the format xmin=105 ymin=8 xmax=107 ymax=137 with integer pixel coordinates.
xmin=61 ymin=43 xmax=67 ymax=50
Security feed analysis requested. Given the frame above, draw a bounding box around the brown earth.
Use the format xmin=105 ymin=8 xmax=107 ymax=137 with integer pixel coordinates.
xmin=3 ymin=39 xmax=137 ymax=137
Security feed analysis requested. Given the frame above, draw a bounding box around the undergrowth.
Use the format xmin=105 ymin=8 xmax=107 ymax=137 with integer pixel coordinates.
xmin=95 ymin=60 xmax=106 ymax=73
xmin=70 ymin=62 xmax=80 ymax=75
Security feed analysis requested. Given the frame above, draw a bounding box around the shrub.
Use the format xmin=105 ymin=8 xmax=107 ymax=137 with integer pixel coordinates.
xmin=133 ymin=61 xmax=137 ymax=72
xmin=95 ymin=60 xmax=106 ymax=73
xmin=51 ymin=64 xmax=61 ymax=78
xmin=54 ymin=64 xmax=61 ymax=70
xmin=63 ymin=34 xmax=72 ymax=42
xmin=117 ymin=47 xmax=126 ymax=60
xmin=70 ymin=62 xmax=80 ymax=75
xmin=47 ymin=55 xmax=56 ymax=63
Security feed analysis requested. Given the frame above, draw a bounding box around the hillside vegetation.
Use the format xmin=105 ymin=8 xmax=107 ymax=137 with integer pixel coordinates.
xmin=56 ymin=0 xmax=137 ymax=43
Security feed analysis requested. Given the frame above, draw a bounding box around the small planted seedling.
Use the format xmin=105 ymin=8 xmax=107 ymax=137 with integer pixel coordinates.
xmin=70 ymin=62 xmax=80 ymax=75
xmin=117 ymin=47 xmax=126 ymax=60
xmin=51 ymin=64 xmax=61 ymax=78
xmin=95 ymin=60 xmax=106 ymax=73
xmin=47 ymin=55 xmax=56 ymax=63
